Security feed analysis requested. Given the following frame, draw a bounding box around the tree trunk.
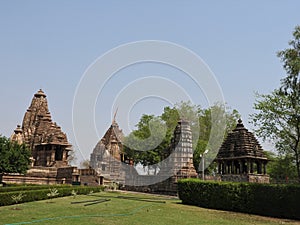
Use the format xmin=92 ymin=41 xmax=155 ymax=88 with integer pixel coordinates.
xmin=296 ymin=153 xmax=300 ymax=182
xmin=0 ymin=173 xmax=3 ymax=184
xmin=294 ymin=138 xmax=300 ymax=182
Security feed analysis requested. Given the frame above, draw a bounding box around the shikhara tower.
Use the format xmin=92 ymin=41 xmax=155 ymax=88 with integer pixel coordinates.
xmin=11 ymin=89 xmax=72 ymax=167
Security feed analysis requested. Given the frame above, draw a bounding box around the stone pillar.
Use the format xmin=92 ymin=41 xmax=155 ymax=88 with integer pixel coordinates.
xmin=218 ymin=162 xmax=221 ymax=174
xmin=263 ymin=162 xmax=267 ymax=174
xmin=51 ymin=146 xmax=55 ymax=161
xmin=247 ymin=160 xmax=250 ymax=173
xmin=227 ymin=162 xmax=230 ymax=174
xmin=239 ymin=160 xmax=243 ymax=174
xmin=250 ymin=161 xmax=253 ymax=174
xmin=62 ymin=150 xmax=67 ymax=161
xmin=231 ymin=161 xmax=235 ymax=174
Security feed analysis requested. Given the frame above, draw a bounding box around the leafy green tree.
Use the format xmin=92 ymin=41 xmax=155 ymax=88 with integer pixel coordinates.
xmin=124 ymin=114 xmax=167 ymax=174
xmin=264 ymin=151 xmax=298 ymax=182
xmin=251 ymin=26 xmax=300 ymax=181
xmin=0 ymin=136 xmax=31 ymax=183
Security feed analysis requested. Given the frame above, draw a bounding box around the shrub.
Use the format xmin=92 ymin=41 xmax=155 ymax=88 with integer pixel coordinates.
xmin=71 ymin=189 xmax=78 ymax=198
xmin=0 ymin=185 xmax=69 ymax=193
xmin=11 ymin=192 xmax=25 ymax=204
xmin=0 ymin=186 xmax=104 ymax=206
xmin=178 ymin=179 xmax=300 ymax=220
xmin=47 ymin=188 xmax=59 ymax=200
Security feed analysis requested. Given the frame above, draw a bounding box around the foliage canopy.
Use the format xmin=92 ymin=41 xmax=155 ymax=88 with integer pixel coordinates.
xmin=0 ymin=136 xmax=31 ymax=176
xmin=251 ymin=26 xmax=300 ymax=181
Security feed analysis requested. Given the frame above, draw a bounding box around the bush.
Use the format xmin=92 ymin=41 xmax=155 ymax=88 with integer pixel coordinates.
xmin=178 ymin=179 xmax=300 ymax=220
xmin=0 ymin=185 xmax=69 ymax=193
xmin=0 ymin=186 xmax=104 ymax=206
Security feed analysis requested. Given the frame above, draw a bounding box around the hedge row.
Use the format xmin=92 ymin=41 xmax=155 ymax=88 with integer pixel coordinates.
xmin=0 ymin=186 xmax=104 ymax=206
xmin=178 ymin=179 xmax=300 ymax=220
xmin=0 ymin=184 xmax=71 ymax=193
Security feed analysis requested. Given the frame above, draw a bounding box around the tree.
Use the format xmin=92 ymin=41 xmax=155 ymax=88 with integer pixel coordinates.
xmin=195 ymin=104 xmax=240 ymax=173
xmin=80 ymin=159 xmax=90 ymax=169
xmin=264 ymin=151 xmax=298 ymax=183
xmin=124 ymin=114 xmax=167 ymax=174
xmin=0 ymin=136 xmax=31 ymax=183
xmin=251 ymin=26 xmax=300 ymax=181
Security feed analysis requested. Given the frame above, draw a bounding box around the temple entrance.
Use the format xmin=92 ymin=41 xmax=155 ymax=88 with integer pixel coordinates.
xmin=55 ymin=146 xmax=63 ymax=161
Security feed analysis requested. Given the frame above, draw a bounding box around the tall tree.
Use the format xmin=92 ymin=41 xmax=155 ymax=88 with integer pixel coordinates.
xmin=195 ymin=104 xmax=240 ymax=173
xmin=0 ymin=136 xmax=31 ymax=183
xmin=123 ymin=114 xmax=167 ymax=174
xmin=251 ymin=26 xmax=300 ymax=181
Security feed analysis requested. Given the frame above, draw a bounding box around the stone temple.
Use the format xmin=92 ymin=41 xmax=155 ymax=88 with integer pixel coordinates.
xmin=215 ymin=119 xmax=269 ymax=183
xmin=6 ymin=89 xmax=76 ymax=184
xmin=125 ymin=119 xmax=198 ymax=194
xmin=90 ymin=118 xmax=126 ymax=184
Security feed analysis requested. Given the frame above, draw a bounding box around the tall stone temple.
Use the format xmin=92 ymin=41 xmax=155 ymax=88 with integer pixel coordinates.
xmin=125 ymin=119 xmax=198 ymax=194
xmin=215 ymin=119 xmax=269 ymax=183
xmin=6 ymin=89 xmax=76 ymax=184
xmin=159 ymin=119 xmax=198 ymax=180
xmin=90 ymin=118 xmax=126 ymax=184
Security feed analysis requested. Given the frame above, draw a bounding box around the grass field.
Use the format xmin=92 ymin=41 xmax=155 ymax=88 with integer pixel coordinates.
xmin=1 ymin=191 xmax=299 ymax=225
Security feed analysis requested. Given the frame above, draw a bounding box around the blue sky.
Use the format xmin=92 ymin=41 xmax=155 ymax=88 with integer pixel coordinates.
xmin=0 ymin=1 xmax=299 ymax=164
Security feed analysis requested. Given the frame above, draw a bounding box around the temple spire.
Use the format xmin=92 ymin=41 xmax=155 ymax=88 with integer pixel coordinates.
xmin=112 ymin=107 xmax=118 ymax=124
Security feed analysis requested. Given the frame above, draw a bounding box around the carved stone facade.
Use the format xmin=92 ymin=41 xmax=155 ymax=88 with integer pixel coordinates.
xmin=11 ymin=89 xmax=72 ymax=167
xmin=158 ymin=119 xmax=198 ymax=180
xmin=5 ymin=89 xmax=76 ymax=185
xmin=215 ymin=119 xmax=269 ymax=183
xmin=10 ymin=125 xmax=23 ymax=145
xmin=90 ymin=119 xmax=125 ymax=183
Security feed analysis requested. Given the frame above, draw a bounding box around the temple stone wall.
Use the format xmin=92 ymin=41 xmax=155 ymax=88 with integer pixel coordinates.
xmin=221 ymin=174 xmax=270 ymax=183
xmin=3 ymin=166 xmax=76 ymax=185
xmin=3 ymin=174 xmax=58 ymax=185
xmin=124 ymin=176 xmax=178 ymax=195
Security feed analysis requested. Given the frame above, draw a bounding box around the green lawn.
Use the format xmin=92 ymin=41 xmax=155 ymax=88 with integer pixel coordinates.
xmin=0 ymin=191 xmax=299 ymax=225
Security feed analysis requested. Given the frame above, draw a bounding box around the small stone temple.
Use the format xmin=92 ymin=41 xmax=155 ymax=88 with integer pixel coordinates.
xmin=90 ymin=118 xmax=126 ymax=184
xmin=215 ymin=119 xmax=269 ymax=183
xmin=5 ymin=89 xmax=77 ymax=184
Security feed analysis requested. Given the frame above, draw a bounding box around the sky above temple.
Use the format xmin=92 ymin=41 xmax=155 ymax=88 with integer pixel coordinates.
xmin=0 ymin=1 xmax=299 ymax=165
